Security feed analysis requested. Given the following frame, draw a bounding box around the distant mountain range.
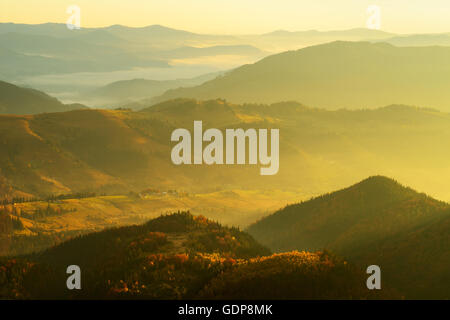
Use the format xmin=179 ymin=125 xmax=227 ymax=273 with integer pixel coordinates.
xmin=0 ymin=31 xmax=168 ymax=78
xmin=247 ymin=176 xmax=450 ymax=298
xmin=4 ymin=23 xmax=450 ymax=108
xmin=4 ymin=22 xmax=444 ymax=81
xmin=0 ymin=23 xmax=265 ymax=79
xmin=151 ymin=41 xmax=450 ymax=111
xmin=0 ymin=23 xmax=395 ymax=52
xmin=0 ymin=80 xmax=86 ymax=114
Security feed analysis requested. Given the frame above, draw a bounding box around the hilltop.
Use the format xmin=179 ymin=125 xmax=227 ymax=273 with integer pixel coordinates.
xmin=248 ymin=176 xmax=448 ymax=253
xmin=248 ymin=176 xmax=450 ymax=298
xmin=151 ymin=41 xmax=450 ymax=111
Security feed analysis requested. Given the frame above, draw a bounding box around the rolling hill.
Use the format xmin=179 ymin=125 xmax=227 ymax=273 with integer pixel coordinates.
xmin=0 ymin=81 xmax=86 ymax=114
xmin=152 ymin=41 xmax=450 ymax=111
xmin=247 ymin=176 xmax=450 ymax=298
xmin=0 ymin=24 xmax=259 ymax=80
xmin=3 ymin=99 xmax=450 ymax=203
xmin=0 ymin=212 xmax=392 ymax=299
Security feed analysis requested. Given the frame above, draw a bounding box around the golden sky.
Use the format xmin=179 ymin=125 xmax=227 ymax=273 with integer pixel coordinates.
xmin=1 ymin=0 xmax=450 ymax=34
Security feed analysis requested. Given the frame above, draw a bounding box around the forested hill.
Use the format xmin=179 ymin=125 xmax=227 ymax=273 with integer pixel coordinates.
xmin=247 ymin=176 xmax=450 ymax=298
xmin=248 ymin=176 xmax=449 ymax=254
xmin=0 ymin=212 xmax=393 ymax=299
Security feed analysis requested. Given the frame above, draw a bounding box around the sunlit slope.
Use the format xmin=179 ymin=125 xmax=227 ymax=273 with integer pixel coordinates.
xmin=2 ymin=99 xmax=450 ymax=200
xmin=247 ymin=176 xmax=450 ymax=298
xmin=0 ymin=212 xmax=393 ymax=299
xmin=0 ymin=81 xmax=85 ymax=114
xmin=152 ymin=41 xmax=450 ymax=110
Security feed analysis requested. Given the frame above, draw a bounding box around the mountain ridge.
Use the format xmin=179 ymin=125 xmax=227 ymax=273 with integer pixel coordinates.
xmin=247 ymin=176 xmax=450 ymax=298
xmin=2 ymin=98 xmax=450 ymax=202
xmin=247 ymin=175 xmax=449 ymax=253
xmin=151 ymin=41 xmax=450 ymax=111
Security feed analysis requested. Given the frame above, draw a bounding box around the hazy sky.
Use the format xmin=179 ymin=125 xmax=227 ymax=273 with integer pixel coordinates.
xmin=2 ymin=0 xmax=450 ymax=34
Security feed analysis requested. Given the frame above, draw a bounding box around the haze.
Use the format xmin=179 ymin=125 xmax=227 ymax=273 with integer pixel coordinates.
xmin=2 ymin=0 xmax=450 ymax=34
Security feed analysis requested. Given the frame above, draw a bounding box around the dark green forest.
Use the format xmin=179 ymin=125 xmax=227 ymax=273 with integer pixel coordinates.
xmin=248 ymin=176 xmax=450 ymax=299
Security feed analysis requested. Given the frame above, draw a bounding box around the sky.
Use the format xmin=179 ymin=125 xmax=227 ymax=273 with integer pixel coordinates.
xmin=1 ymin=0 xmax=450 ymax=34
